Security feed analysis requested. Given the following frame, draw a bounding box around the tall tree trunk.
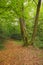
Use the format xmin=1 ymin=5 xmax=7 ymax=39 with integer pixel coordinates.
xmin=19 ymin=3 xmax=28 ymax=46
xmin=31 ymin=0 xmax=41 ymax=45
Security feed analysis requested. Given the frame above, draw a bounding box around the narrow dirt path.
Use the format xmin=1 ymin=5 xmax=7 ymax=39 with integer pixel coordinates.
xmin=0 ymin=39 xmax=43 ymax=65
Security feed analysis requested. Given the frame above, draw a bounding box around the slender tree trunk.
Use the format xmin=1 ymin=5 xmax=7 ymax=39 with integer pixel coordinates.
xmin=31 ymin=0 xmax=41 ymax=45
xmin=19 ymin=3 xmax=28 ymax=46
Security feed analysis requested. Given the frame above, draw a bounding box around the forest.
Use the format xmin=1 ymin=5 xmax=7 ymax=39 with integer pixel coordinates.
xmin=0 ymin=0 xmax=43 ymax=65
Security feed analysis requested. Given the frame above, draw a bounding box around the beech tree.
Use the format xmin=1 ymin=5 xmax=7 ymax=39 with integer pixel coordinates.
xmin=19 ymin=1 xmax=29 ymax=46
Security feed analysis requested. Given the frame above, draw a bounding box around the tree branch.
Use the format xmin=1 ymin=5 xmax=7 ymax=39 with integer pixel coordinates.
xmin=33 ymin=0 xmax=37 ymax=5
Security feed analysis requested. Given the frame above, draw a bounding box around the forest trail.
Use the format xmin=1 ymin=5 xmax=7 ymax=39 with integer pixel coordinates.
xmin=0 ymin=39 xmax=43 ymax=65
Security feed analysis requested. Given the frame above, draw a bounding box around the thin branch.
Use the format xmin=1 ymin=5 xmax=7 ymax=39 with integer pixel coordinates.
xmin=33 ymin=0 xmax=37 ymax=5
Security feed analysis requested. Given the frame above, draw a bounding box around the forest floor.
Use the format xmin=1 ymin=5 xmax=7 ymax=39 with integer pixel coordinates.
xmin=0 ymin=39 xmax=43 ymax=65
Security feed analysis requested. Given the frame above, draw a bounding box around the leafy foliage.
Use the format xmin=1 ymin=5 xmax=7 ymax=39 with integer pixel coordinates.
xmin=0 ymin=0 xmax=43 ymax=48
